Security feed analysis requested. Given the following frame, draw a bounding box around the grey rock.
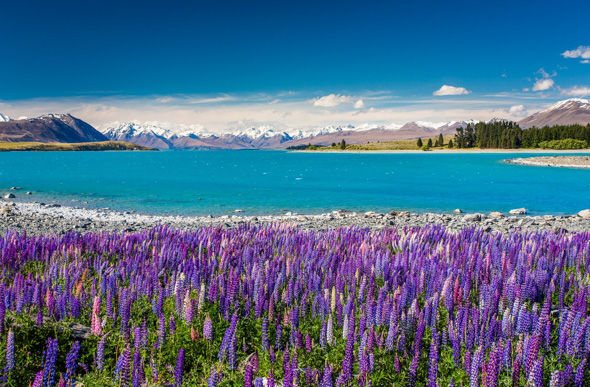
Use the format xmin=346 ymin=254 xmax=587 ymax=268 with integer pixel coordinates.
xmin=3 ymin=193 xmax=15 ymax=199
xmin=509 ymin=208 xmax=527 ymax=215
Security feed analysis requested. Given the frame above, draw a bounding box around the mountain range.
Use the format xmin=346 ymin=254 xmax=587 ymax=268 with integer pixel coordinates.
xmin=1 ymin=98 xmax=589 ymax=149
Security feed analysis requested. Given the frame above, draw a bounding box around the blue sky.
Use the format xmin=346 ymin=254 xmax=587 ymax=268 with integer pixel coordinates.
xmin=1 ymin=0 xmax=589 ymax=131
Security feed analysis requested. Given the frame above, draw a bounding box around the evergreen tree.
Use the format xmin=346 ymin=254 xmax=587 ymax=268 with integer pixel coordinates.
xmin=331 ymin=142 xmax=336 ymax=147
xmin=427 ymin=138 xmax=433 ymax=148
xmin=417 ymin=138 xmax=423 ymax=147
xmin=448 ymin=140 xmax=453 ymax=148
xmin=438 ymin=133 xmax=444 ymax=147
xmin=340 ymin=140 xmax=346 ymax=150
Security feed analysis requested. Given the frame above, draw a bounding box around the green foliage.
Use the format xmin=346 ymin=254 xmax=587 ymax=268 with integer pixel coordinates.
xmin=427 ymin=138 xmax=433 ymax=148
xmin=538 ymin=138 xmax=588 ymax=149
xmin=448 ymin=139 xmax=453 ymax=148
xmin=340 ymin=140 xmax=346 ymax=150
xmin=421 ymin=145 xmax=431 ymax=151
xmin=454 ymin=121 xmax=590 ymax=149
xmin=416 ymin=138 xmax=423 ymax=147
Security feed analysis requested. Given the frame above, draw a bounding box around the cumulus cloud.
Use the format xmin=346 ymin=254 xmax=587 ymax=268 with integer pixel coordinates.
xmin=560 ymin=86 xmax=590 ymax=97
xmin=309 ymin=94 xmax=354 ymax=107
xmin=432 ymin=85 xmax=471 ymax=96
xmin=562 ymin=46 xmax=590 ymax=62
xmin=506 ymin=105 xmax=528 ymax=117
xmin=354 ymin=99 xmax=365 ymax=109
xmin=532 ymin=78 xmax=554 ymax=91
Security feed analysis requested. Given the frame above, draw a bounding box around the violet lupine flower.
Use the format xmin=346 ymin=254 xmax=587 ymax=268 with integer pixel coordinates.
xmin=64 ymin=341 xmax=80 ymax=387
xmin=306 ymin=332 xmax=312 ymax=353
xmin=132 ymin=349 xmax=142 ymax=387
xmin=42 ymin=337 xmax=58 ymax=387
xmin=244 ymin=363 xmax=253 ymax=387
xmin=6 ymin=329 xmax=14 ymax=371
xmin=321 ymin=366 xmax=333 ymax=387
xmin=575 ymin=358 xmax=586 ymax=387
xmin=157 ymin=315 xmax=166 ymax=350
xmin=262 ymin=318 xmax=269 ymax=352
xmin=95 ymin=336 xmax=106 ymax=371
xmin=428 ymin=343 xmax=439 ymax=387
xmin=174 ymin=348 xmax=184 ymax=387
xmin=90 ymin=296 xmax=102 ymax=336
xmin=203 ymin=314 xmax=213 ymax=341
xmin=32 ymin=371 xmax=43 ymax=387
xmin=267 ymin=369 xmax=275 ymax=387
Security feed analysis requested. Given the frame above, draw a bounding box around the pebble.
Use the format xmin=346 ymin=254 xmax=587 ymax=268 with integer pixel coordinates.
xmin=1 ymin=200 xmax=590 ymax=236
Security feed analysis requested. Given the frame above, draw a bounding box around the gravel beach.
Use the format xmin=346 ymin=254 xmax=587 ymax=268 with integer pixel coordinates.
xmin=2 ymin=200 xmax=590 ymax=235
xmin=506 ymin=155 xmax=590 ymax=168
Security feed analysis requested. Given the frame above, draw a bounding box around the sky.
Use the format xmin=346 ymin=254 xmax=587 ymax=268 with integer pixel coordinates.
xmin=1 ymin=0 xmax=589 ymax=132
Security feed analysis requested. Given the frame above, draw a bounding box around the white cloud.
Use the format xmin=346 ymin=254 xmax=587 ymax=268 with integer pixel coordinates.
xmin=522 ymin=88 xmax=530 ymax=92
xmin=560 ymin=86 xmax=590 ymax=97
xmin=309 ymin=94 xmax=354 ymax=107
xmin=532 ymin=78 xmax=554 ymax=91
xmin=581 ymin=60 xmax=590 ymax=64
xmin=157 ymin=97 xmax=174 ymax=103
xmin=354 ymin=99 xmax=365 ymax=109
xmin=268 ymin=99 xmax=280 ymax=105
xmin=562 ymin=46 xmax=590 ymax=60
xmin=507 ymin=105 xmax=528 ymax=117
xmin=432 ymin=85 xmax=471 ymax=96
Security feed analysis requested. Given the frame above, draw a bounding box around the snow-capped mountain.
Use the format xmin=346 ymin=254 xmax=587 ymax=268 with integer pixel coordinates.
xmin=0 ymin=113 xmax=11 ymax=122
xmin=519 ymin=98 xmax=590 ymax=128
xmin=0 ymin=114 xmax=107 ymax=143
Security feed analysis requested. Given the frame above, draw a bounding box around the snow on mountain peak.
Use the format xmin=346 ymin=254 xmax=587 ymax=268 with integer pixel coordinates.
xmin=0 ymin=113 xmax=11 ymax=122
xmin=547 ymin=98 xmax=590 ymax=111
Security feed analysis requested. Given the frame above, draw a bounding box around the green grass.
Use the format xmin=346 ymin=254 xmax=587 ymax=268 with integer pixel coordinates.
xmin=308 ymin=136 xmax=455 ymax=151
xmin=0 ymin=141 xmax=155 ymax=152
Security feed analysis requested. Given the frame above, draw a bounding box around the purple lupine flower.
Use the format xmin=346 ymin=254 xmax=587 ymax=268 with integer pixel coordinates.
xmin=170 ymin=314 xmax=176 ymax=336
xmin=575 ymin=358 xmax=586 ymax=387
xmin=306 ymin=332 xmax=312 ymax=353
xmin=267 ymin=369 xmax=275 ymax=387
xmin=132 ymin=349 xmax=142 ymax=387
xmin=157 ymin=315 xmax=166 ymax=350
xmin=96 ymin=336 xmax=105 ymax=371
xmin=6 ymin=329 xmax=14 ymax=371
xmin=321 ymin=366 xmax=333 ymax=387
xmin=32 ymin=371 xmax=43 ymax=387
xmin=64 ymin=341 xmax=80 ymax=387
xmin=244 ymin=363 xmax=253 ymax=387
xmin=174 ymin=348 xmax=184 ymax=387
xmin=203 ymin=314 xmax=213 ymax=341
xmin=262 ymin=318 xmax=269 ymax=352
xmin=42 ymin=337 xmax=58 ymax=387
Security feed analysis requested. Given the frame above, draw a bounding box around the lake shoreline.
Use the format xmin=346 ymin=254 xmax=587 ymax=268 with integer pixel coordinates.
xmin=294 ymin=148 xmax=590 ymax=154
xmin=2 ymin=199 xmax=590 ymax=236
xmin=505 ymin=155 xmax=590 ymax=168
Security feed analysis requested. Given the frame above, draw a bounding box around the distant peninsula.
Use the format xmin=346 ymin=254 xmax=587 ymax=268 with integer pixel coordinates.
xmin=0 ymin=141 xmax=155 ymax=152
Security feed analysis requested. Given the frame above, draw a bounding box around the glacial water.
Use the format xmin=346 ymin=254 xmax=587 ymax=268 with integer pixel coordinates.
xmin=0 ymin=150 xmax=589 ymax=216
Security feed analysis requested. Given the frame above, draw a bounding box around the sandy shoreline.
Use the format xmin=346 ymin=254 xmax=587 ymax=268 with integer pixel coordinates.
xmin=295 ymin=149 xmax=590 ymax=154
xmin=2 ymin=200 xmax=590 ymax=236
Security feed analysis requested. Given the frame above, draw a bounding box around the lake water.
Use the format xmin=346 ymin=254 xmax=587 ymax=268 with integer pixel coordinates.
xmin=0 ymin=151 xmax=589 ymax=216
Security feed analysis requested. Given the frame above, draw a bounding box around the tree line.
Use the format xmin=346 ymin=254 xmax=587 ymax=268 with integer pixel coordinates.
xmin=454 ymin=121 xmax=590 ymax=149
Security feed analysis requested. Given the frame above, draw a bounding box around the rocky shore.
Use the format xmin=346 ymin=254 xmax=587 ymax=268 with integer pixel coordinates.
xmin=2 ymin=200 xmax=590 ymax=235
xmin=506 ymin=155 xmax=590 ymax=168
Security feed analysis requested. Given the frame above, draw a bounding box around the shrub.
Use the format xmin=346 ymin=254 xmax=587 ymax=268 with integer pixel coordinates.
xmin=538 ymin=139 xmax=588 ymax=149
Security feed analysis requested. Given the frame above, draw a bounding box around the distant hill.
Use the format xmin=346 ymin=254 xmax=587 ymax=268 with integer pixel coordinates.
xmin=0 ymin=114 xmax=108 ymax=143
xmin=518 ymin=98 xmax=590 ymax=128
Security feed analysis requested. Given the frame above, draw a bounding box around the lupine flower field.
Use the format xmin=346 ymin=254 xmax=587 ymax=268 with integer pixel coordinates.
xmin=0 ymin=224 xmax=589 ymax=386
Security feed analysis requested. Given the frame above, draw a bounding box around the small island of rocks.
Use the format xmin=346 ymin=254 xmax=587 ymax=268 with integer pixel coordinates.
xmin=506 ymin=155 xmax=590 ymax=168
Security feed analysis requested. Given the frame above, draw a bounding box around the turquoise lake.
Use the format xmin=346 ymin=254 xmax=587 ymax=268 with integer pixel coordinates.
xmin=0 ymin=151 xmax=589 ymax=216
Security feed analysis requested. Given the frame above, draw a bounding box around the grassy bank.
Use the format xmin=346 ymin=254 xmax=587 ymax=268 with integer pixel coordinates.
xmin=0 ymin=141 xmax=155 ymax=152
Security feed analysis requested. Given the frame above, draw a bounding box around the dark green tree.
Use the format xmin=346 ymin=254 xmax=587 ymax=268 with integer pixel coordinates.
xmin=417 ymin=138 xmax=423 ymax=147
xmin=448 ymin=139 xmax=453 ymax=148
xmin=438 ymin=133 xmax=444 ymax=146
xmin=427 ymin=138 xmax=433 ymax=148
xmin=340 ymin=140 xmax=346 ymax=150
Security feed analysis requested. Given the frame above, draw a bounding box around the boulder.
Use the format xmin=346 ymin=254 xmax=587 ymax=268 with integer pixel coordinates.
xmin=26 ymin=191 xmax=32 ymax=195
xmin=453 ymin=209 xmax=463 ymax=214
xmin=3 ymin=193 xmax=15 ymax=199
xmin=489 ymin=212 xmax=505 ymax=218
xmin=464 ymin=213 xmax=485 ymax=222
xmin=509 ymin=208 xmax=527 ymax=215
xmin=577 ymin=209 xmax=590 ymax=219
xmin=233 ymin=209 xmax=245 ymax=213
